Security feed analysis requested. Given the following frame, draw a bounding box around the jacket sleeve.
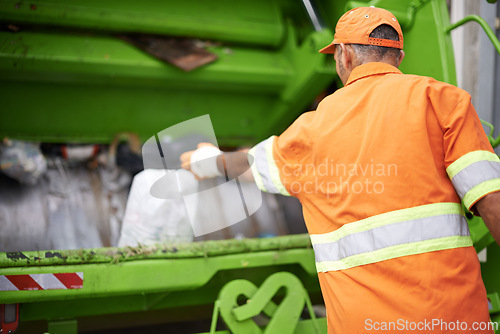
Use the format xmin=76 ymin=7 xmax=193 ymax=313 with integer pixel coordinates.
xmin=442 ymin=93 xmax=500 ymax=212
xmin=248 ymin=112 xmax=313 ymax=196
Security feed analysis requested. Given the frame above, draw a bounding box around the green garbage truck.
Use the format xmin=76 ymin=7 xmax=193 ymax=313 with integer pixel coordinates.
xmin=1 ymin=0 xmax=500 ymax=333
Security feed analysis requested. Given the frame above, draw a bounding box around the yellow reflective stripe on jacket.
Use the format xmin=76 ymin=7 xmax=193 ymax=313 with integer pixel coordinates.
xmin=463 ymin=179 xmax=500 ymax=209
xmin=311 ymin=202 xmax=472 ymax=273
xmin=446 ymin=150 xmax=499 ymax=178
xmin=249 ymin=136 xmax=290 ymax=196
xmin=446 ymin=150 xmax=500 ymax=209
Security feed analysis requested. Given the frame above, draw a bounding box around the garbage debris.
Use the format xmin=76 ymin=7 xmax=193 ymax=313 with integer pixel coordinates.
xmin=119 ymin=34 xmax=218 ymax=71
xmin=0 ymin=136 xmax=139 ymax=251
xmin=0 ymin=138 xmax=47 ymax=185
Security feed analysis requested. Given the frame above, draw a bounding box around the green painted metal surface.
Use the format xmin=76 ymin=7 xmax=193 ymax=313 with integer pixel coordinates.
xmin=208 ymin=272 xmax=325 ymax=333
xmin=0 ymin=235 xmax=317 ymax=301
xmin=47 ymin=319 xmax=77 ymax=334
xmin=0 ymin=0 xmax=335 ymax=145
xmin=0 ymin=235 xmax=323 ymax=332
xmin=0 ymin=0 xmax=459 ymax=145
xmin=0 ymin=0 xmax=285 ymax=47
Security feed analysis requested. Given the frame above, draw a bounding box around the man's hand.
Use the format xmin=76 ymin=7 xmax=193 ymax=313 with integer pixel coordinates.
xmin=180 ymin=142 xmax=222 ymax=180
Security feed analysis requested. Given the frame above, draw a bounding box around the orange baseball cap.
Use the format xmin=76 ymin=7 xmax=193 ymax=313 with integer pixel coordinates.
xmin=319 ymin=6 xmax=403 ymax=54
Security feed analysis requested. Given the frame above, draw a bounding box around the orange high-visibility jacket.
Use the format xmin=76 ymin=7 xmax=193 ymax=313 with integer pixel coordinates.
xmin=249 ymin=62 xmax=500 ymax=333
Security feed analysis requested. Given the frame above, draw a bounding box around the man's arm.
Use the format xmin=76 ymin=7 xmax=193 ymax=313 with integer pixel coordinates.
xmin=180 ymin=143 xmax=254 ymax=182
xmin=216 ymin=148 xmax=254 ymax=182
xmin=474 ymin=191 xmax=500 ymax=245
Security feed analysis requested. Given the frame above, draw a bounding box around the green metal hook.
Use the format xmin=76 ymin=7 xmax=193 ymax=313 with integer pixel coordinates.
xmin=480 ymin=120 xmax=500 ymax=149
xmin=445 ymin=15 xmax=500 ymax=55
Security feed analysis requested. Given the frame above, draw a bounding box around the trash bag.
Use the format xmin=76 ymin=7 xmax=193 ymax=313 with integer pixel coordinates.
xmin=0 ymin=139 xmax=47 ymax=185
xmin=118 ymin=169 xmax=196 ymax=247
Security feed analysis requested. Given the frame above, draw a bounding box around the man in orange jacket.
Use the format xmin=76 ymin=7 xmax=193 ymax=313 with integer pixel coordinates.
xmin=181 ymin=6 xmax=500 ymax=333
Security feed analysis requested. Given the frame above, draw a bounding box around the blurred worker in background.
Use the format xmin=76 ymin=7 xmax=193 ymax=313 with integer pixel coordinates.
xmin=181 ymin=6 xmax=500 ymax=333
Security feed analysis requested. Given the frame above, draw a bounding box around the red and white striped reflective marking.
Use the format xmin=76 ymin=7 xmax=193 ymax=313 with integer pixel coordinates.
xmin=0 ymin=272 xmax=83 ymax=291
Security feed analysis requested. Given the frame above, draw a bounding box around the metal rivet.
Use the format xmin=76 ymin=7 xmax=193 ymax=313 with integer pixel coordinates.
xmin=393 ymin=17 xmax=396 ymax=21
xmin=365 ymin=14 xmax=369 ymax=18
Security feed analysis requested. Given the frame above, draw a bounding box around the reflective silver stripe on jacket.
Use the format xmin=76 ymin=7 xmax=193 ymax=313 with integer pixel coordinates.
xmin=248 ymin=136 xmax=290 ymax=196
xmin=313 ymin=214 xmax=469 ymax=263
xmin=311 ymin=203 xmax=473 ymax=272
xmin=449 ymin=159 xmax=500 ymax=205
xmin=446 ymin=150 xmax=500 ymax=209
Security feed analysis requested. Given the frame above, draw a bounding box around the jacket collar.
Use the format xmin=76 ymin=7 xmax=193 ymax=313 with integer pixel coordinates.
xmin=345 ymin=62 xmax=402 ymax=86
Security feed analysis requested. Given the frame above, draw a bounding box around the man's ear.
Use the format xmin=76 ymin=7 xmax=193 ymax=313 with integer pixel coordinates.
xmin=397 ymin=50 xmax=405 ymax=67
xmin=342 ymin=44 xmax=354 ymax=70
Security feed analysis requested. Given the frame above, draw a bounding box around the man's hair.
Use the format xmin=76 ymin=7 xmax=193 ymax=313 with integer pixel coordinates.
xmin=336 ymin=24 xmax=401 ymax=61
